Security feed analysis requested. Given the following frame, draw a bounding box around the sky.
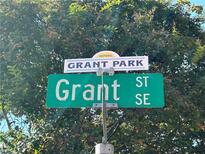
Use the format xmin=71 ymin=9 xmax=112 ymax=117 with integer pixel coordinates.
xmin=172 ymin=0 xmax=205 ymax=8
xmin=173 ymin=0 xmax=205 ymax=29
xmin=190 ymin=0 xmax=205 ymax=7
xmin=189 ymin=0 xmax=205 ymax=28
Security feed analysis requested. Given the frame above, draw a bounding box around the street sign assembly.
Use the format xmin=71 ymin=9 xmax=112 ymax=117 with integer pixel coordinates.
xmin=46 ymin=73 xmax=164 ymax=108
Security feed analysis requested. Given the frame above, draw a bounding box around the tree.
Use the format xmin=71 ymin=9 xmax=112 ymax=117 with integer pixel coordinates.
xmin=0 ymin=0 xmax=204 ymax=153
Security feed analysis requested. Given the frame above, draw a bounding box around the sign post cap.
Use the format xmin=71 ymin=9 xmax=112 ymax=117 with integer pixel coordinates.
xmin=92 ymin=51 xmax=120 ymax=58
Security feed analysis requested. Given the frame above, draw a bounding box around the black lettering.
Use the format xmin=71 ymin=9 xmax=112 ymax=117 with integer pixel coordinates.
xmin=128 ymin=60 xmax=135 ymax=66
xmin=113 ymin=61 xmax=120 ymax=67
xmin=93 ymin=61 xmax=100 ymax=68
xmin=84 ymin=62 xmax=91 ymax=68
xmin=68 ymin=63 xmax=75 ymax=68
xmin=119 ymin=61 xmax=126 ymax=67
xmin=76 ymin=62 xmax=83 ymax=68
xmin=101 ymin=61 xmax=108 ymax=67
xmin=136 ymin=60 xmax=143 ymax=66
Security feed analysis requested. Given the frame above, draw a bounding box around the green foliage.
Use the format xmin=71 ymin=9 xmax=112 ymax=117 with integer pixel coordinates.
xmin=192 ymin=43 xmax=205 ymax=63
xmin=0 ymin=0 xmax=205 ymax=153
xmin=192 ymin=4 xmax=203 ymax=14
xmin=68 ymin=2 xmax=87 ymax=14
xmin=100 ymin=0 xmax=122 ymax=12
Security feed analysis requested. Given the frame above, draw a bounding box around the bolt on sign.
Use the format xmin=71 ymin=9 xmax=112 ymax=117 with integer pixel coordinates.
xmin=46 ymin=73 xmax=164 ymax=108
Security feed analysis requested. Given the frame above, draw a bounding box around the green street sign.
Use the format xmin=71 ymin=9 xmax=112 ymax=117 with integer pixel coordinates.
xmin=46 ymin=73 xmax=164 ymax=108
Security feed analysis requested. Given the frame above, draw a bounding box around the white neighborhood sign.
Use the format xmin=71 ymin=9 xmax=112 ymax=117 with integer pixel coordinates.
xmin=64 ymin=56 xmax=148 ymax=73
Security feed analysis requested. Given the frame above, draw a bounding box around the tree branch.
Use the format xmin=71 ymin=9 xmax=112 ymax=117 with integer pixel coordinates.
xmin=1 ymin=98 xmax=12 ymax=131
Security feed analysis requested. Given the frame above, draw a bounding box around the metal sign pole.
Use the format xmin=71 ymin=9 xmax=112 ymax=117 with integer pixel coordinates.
xmin=101 ymin=71 xmax=108 ymax=143
xmin=95 ymin=68 xmax=114 ymax=154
